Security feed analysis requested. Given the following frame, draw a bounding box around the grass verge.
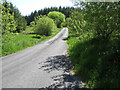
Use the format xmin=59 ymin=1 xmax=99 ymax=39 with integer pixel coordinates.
xmin=2 ymin=28 xmax=62 ymax=56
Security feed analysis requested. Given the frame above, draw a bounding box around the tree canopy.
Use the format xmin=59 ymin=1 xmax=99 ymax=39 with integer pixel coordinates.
xmin=1 ymin=1 xmax=26 ymax=34
xmin=25 ymin=7 xmax=75 ymax=25
xmin=48 ymin=11 xmax=65 ymax=28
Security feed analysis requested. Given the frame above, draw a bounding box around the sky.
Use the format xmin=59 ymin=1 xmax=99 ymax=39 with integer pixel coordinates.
xmin=9 ymin=0 xmax=74 ymax=16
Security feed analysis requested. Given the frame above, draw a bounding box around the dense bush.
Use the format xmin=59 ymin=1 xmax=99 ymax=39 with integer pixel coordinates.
xmin=68 ymin=37 xmax=120 ymax=88
xmin=1 ymin=2 xmax=17 ymax=34
xmin=65 ymin=11 xmax=89 ymax=36
xmin=34 ymin=16 xmax=56 ymax=36
xmin=48 ymin=11 xmax=65 ymax=28
xmin=1 ymin=1 xmax=26 ymax=34
xmin=83 ymin=2 xmax=120 ymax=39
xmin=66 ymin=2 xmax=120 ymax=88
xmin=9 ymin=3 xmax=27 ymax=33
xmin=66 ymin=2 xmax=120 ymax=39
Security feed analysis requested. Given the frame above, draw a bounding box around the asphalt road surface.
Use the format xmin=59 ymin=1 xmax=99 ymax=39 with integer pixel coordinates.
xmin=1 ymin=28 xmax=83 ymax=88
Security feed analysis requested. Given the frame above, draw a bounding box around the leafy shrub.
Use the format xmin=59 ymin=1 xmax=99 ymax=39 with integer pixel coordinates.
xmin=65 ymin=11 xmax=87 ymax=34
xmin=67 ymin=37 xmax=120 ymax=88
xmin=1 ymin=1 xmax=27 ymax=34
xmin=66 ymin=2 xmax=120 ymax=88
xmin=48 ymin=11 xmax=65 ymax=28
xmin=83 ymin=2 xmax=120 ymax=39
xmin=34 ymin=16 xmax=56 ymax=36
xmin=2 ymin=2 xmax=17 ymax=34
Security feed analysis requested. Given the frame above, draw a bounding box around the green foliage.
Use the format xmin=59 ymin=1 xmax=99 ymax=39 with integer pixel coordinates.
xmin=9 ymin=3 xmax=27 ymax=33
xmin=30 ymin=21 xmax=35 ymax=27
xmin=25 ymin=7 xmax=74 ymax=25
xmin=83 ymin=2 xmax=120 ymax=39
xmin=65 ymin=2 xmax=120 ymax=39
xmin=66 ymin=2 xmax=120 ymax=88
xmin=22 ymin=26 xmax=35 ymax=34
xmin=2 ymin=33 xmax=43 ymax=56
xmin=68 ymin=37 xmax=120 ymax=88
xmin=34 ymin=16 xmax=56 ymax=36
xmin=2 ymin=28 xmax=61 ymax=56
xmin=1 ymin=1 xmax=27 ymax=34
xmin=2 ymin=2 xmax=17 ymax=34
xmin=48 ymin=11 xmax=65 ymax=28
xmin=65 ymin=11 xmax=88 ymax=35
xmin=16 ymin=16 xmax=26 ymax=33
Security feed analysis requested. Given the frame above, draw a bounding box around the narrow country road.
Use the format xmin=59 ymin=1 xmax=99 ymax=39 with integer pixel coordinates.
xmin=1 ymin=28 xmax=83 ymax=88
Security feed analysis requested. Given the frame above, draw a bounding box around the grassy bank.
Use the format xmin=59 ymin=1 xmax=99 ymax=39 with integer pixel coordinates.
xmin=2 ymin=28 xmax=62 ymax=56
xmin=67 ymin=35 xmax=120 ymax=88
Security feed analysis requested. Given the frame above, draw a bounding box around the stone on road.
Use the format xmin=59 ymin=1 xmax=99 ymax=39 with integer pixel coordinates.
xmin=1 ymin=28 xmax=83 ymax=88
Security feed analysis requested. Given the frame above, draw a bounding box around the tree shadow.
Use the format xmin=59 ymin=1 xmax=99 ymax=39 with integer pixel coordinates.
xmin=39 ymin=55 xmax=72 ymax=73
xmin=48 ymin=74 xmax=83 ymax=88
xmin=39 ymin=55 xmax=83 ymax=88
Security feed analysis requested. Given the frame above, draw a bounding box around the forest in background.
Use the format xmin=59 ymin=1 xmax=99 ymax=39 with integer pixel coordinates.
xmin=25 ymin=6 xmax=75 ymax=25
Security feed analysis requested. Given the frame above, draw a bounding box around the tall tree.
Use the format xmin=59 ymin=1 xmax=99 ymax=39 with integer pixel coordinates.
xmin=2 ymin=2 xmax=17 ymax=34
xmin=48 ymin=11 xmax=65 ymax=28
xmin=25 ymin=7 xmax=75 ymax=25
xmin=9 ymin=3 xmax=26 ymax=33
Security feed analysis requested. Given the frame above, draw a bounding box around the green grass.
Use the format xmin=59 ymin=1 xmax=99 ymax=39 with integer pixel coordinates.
xmin=2 ymin=27 xmax=62 ymax=56
xmin=67 ymin=35 xmax=120 ymax=88
xmin=23 ymin=26 xmax=35 ymax=34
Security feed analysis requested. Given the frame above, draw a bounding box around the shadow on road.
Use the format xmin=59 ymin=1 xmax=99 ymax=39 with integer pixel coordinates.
xmin=48 ymin=73 xmax=83 ymax=88
xmin=39 ymin=55 xmax=83 ymax=88
xmin=39 ymin=55 xmax=72 ymax=73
